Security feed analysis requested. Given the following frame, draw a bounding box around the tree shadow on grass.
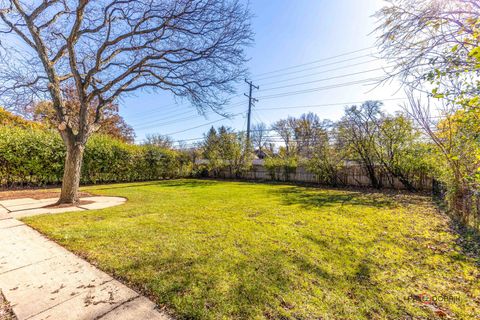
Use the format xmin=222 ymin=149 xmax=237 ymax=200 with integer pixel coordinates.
xmin=300 ymin=233 xmax=413 ymax=318
xmin=431 ymin=199 xmax=480 ymax=269
xmin=449 ymin=221 xmax=480 ymax=267
xmin=226 ymin=252 xmax=294 ymax=319
xmin=269 ymin=186 xmax=397 ymax=210
xmin=124 ymin=248 xmax=296 ymax=319
xmin=111 ymin=231 xmax=418 ymax=319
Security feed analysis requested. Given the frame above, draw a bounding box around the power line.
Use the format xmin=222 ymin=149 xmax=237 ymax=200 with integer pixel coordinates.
xmin=136 ymin=114 xmax=207 ymax=130
xmin=130 ymin=68 xmax=385 ymax=128
xmin=256 ymin=77 xmax=383 ymax=100
xmin=125 ymin=102 xmax=183 ymax=121
xmin=124 ymin=90 xmax=248 ymax=121
xmin=252 ymin=109 xmax=263 ymax=124
xmin=134 ymin=99 xmax=248 ymax=131
xmin=259 ymin=67 xmax=389 ymax=92
xmin=256 ymin=58 xmax=382 ymax=86
xmin=164 ymin=113 xmax=243 ymax=135
xmin=252 ymin=47 xmax=375 ymax=77
xmin=126 ymin=47 xmax=420 ymax=141
xmin=131 ymin=108 xmax=198 ymax=126
xmin=255 ymin=98 xmax=406 ymax=111
xmin=127 ymin=94 xmax=248 ymax=121
xmin=253 ymin=54 xmax=378 ymax=82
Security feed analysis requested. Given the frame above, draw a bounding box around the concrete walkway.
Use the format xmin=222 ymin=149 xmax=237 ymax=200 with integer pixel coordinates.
xmin=0 ymin=196 xmax=126 ymax=219
xmin=0 ymin=197 xmax=171 ymax=320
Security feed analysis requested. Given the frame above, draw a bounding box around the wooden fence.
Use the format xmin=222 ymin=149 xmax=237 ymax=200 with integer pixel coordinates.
xmin=212 ymin=163 xmax=433 ymax=191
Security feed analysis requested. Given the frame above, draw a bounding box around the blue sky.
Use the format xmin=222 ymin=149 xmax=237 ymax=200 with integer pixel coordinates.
xmin=120 ymin=0 xmax=405 ymax=145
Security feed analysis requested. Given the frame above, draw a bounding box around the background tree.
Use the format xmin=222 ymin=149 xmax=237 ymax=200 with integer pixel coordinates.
xmin=306 ymin=124 xmax=343 ymax=186
xmin=251 ymin=122 xmax=269 ymax=154
xmin=201 ymin=125 xmax=251 ymax=177
xmin=271 ymin=118 xmax=295 ymax=156
xmin=217 ymin=126 xmax=250 ymax=177
xmin=217 ymin=126 xmax=237 ymax=175
xmin=374 ymin=113 xmax=426 ymax=191
xmin=337 ymin=101 xmax=384 ymax=188
xmin=202 ymin=126 xmax=222 ymax=177
xmin=292 ymin=112 xmax=328 ymax=158
xmin=97 ymin=107 xmax=135 ymax=143
xmin=33 ymin=91 xmax=135 ymax=143
xmin=0 ymin=0 xmax=252 ymax=203
xmin=144 ymin=134 xmax=174 ymax=149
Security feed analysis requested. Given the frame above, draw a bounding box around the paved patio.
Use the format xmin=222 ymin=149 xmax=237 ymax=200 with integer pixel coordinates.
xmin=0 ymin=197 xmax=171 ymax=320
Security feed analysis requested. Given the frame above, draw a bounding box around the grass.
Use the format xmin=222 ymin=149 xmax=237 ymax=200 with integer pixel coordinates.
xmin=23 ymin=179 xmax=480 ymax=319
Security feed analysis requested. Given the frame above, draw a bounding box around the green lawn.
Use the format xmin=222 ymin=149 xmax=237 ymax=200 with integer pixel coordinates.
xmin=23 ymin=180 xmax=480 ymax=319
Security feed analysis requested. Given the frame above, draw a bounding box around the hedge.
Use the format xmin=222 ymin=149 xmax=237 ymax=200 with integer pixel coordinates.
xmin=264 ymin=157 xmax=298 ymax=181
xmin=0 ymin=126 xmax=191 ymax=188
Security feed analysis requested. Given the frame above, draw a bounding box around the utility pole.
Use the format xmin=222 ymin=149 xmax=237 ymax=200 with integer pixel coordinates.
xmin=244 ymin=79 xmax=259 ymax=146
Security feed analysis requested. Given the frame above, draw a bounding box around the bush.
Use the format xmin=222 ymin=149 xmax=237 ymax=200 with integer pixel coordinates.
xmin=0 ymin=126 xmax=191 ymax=188
xmin=264 ymin=156 xmax=297 ymax=181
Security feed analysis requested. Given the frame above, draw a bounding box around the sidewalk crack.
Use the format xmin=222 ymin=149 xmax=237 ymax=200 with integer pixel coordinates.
xmin=94 ymin=295 xmax=141 ymax=320
xmin=0 ymin=203 xmax=10 ymax=212
xmin=0 ymin=255 xmax=58 ymax=276
xmin=0 ymin=222 xmax=25 ymax=230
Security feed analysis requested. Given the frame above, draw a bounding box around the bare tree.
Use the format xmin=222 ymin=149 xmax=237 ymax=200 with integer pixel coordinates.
xmin=405 ymin=91 xmax=480 ymax=221
xmin=0 ymin=0 xmax=252 ymax=203
xmin=292 ymin=112 xmax=328 ymax=158
xmin=144 ymin=134 xmax=174 ymax=149
xmin=271 ymin=118 xmax=294 ymax=156
xmin=251 ymin=122 xmax=268 ymax=152
xmin=337 ymin=101 xmax=384 ymax=189
xmin=375 ymin=0 xmax=480 ymax=100
xmin=374 ymin=113 xmax=420 ymax=191
xmin=376 ymin=0 xmax=480 ymax=220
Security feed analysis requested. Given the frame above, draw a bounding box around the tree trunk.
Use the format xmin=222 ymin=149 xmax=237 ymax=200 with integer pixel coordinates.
xmin=396 ymin=173 xmax=416 ymax=192
xmin=365 ymin=164 xmax=381 ymax=189
xmin=58 ymin=142 xmax=85 ymax=204
xmin=451 ymin=185 xmax=472 ymax=224
xmin=384 ymin=162 xmax=416 ymax=192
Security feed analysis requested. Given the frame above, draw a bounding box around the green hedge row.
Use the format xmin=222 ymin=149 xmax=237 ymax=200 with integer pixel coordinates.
xmin=0 ymin=126 xmax=192 ymax=188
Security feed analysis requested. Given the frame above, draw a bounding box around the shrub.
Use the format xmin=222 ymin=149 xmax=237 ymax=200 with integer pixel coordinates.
xmin=0 ymin=126 xmax=191 ymax=188
xmin=264 ymin=156 xmax=297 ymax=181
xmin=0 ymin=126 xmax=65 ymax=186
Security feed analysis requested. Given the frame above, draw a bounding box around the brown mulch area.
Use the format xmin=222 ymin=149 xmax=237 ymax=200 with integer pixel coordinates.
xmin=0 ymin=189 xmax=91 ymax=201
xmin=0 ymin=290 xmax=16 ymax=320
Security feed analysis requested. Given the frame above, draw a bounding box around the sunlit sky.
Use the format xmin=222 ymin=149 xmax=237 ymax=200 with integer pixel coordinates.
xmin=119 ymin=0 xmax=406 ymax=145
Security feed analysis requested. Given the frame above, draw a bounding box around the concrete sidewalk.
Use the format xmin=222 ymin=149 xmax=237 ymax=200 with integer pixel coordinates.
xmin=0 ymin=198 xmax=171 ymax=320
